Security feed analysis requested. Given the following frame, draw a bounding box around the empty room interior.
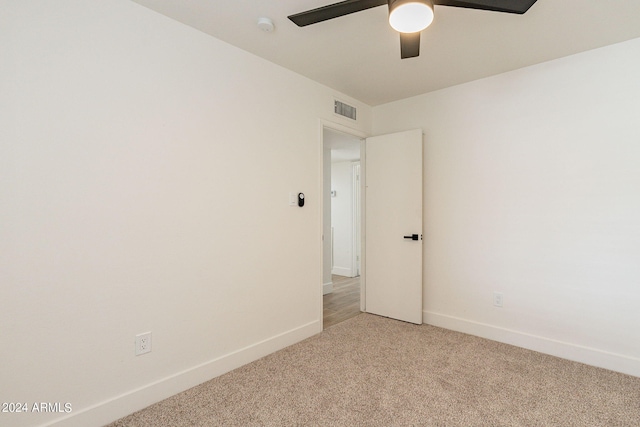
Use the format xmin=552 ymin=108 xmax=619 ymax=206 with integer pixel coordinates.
xmin=3 ymin=1 xmax=640 ymax=426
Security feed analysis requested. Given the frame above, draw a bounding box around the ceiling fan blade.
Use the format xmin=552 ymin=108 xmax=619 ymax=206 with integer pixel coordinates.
xmin=433 ymin=0 xmax=537 ymax=14
xmin=288 ymin=0 xmax=388 ymax=27
xmin=400 ymin=32 xmax=420 ymax=59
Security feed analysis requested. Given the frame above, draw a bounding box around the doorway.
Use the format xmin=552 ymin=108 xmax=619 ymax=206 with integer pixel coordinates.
xmin=322 ymin=127 xmax=363 ymax=329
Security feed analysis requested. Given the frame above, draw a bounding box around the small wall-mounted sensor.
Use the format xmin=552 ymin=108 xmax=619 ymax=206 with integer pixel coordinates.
xmin=298 ymin=193 xmax=305 ymax=207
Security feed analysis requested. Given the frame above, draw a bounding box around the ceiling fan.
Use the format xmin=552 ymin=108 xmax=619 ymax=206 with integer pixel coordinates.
xmin=288 ymin=0 xmax=538 ymax=59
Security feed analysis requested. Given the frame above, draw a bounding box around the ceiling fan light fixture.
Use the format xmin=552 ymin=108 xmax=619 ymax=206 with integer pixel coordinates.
xmin=388 ymin=0 xmax=434 ymax=33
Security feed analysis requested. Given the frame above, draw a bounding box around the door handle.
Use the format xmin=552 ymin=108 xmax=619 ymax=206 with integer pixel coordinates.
xmin=403 ymin=234 xmax=420 ymax=241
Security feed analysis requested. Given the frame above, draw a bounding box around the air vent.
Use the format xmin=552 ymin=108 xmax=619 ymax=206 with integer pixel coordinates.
xmin=334 ymin=100 xmax=357 ymax=121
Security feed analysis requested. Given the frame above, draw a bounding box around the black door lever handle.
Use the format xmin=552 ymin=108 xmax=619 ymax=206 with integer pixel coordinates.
xmin=403 ymin=234 xmax=419 ymax=241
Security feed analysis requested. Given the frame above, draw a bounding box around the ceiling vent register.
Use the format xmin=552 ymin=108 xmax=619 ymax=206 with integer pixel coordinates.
xmin=334 ymin=100 xmax=357 ymax=121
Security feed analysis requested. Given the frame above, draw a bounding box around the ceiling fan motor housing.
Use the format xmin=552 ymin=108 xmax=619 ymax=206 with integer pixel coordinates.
xmin=388 ymin=0 xmax=434 ymax=10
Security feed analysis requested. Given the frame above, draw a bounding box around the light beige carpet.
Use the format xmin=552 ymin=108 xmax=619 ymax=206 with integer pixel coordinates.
xmin=107 ymin=314 xmax=640 ymax=426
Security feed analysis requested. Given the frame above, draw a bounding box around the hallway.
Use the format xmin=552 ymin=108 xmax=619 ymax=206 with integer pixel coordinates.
xmin=323 ymin=275 xmax=361 ymax=329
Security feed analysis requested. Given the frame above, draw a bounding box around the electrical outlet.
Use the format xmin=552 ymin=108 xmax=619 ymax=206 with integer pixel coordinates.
xmin=493 ymin=292 xmax=503 ymax=308
xmin=135 ymin=332 xmax=152 ymax=356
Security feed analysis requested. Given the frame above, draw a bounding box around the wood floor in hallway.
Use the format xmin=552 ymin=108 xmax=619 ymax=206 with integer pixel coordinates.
xmin=323 ymin=274 xmax=361 ymax=329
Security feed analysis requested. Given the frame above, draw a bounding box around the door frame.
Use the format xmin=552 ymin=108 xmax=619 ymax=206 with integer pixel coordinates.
xmin=351 ymin=162 xmax=361 ymax=277
xmin=319 ymin=120 xmax=368 ymax=325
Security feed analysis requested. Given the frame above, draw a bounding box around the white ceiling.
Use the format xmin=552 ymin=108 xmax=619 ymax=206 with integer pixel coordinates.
xmin=131 ymin=0 xmax=640 ymax=106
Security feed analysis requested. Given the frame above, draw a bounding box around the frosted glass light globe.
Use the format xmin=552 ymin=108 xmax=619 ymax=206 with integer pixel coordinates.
xmin=389 ymin=1 xmax=434 ymax=33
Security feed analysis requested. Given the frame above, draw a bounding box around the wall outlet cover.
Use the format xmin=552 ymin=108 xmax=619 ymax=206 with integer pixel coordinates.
xmin=135 ymin=332 xmax=152 ymax=356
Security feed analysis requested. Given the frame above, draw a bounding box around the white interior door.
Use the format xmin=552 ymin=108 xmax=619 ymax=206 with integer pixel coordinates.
xmin=365 ymin=129 xmax=423 ymax=324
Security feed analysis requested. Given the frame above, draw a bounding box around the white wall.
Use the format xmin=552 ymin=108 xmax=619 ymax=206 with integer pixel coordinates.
xmin=331 ymin=161 xmax=355 ymax=277
xmin=372 ymin=37 xmax=640 ymax=377
xmin=0 ymin=2 xmax=371 ymax=426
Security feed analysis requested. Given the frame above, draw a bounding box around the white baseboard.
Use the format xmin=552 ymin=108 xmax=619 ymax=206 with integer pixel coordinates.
xmin=331 ymin=267 xmax=352 ymax=277
xmin=323 ymin=281 xmax=333 ymax=295
xmin=423 ymin=311 xmax=640 ymax=378
xmin=43 ymin=320 xmax=321 ymax=427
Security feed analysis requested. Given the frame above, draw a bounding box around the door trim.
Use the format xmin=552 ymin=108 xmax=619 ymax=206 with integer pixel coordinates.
xmin=351 ymin=162 xmax=361 ymax=278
